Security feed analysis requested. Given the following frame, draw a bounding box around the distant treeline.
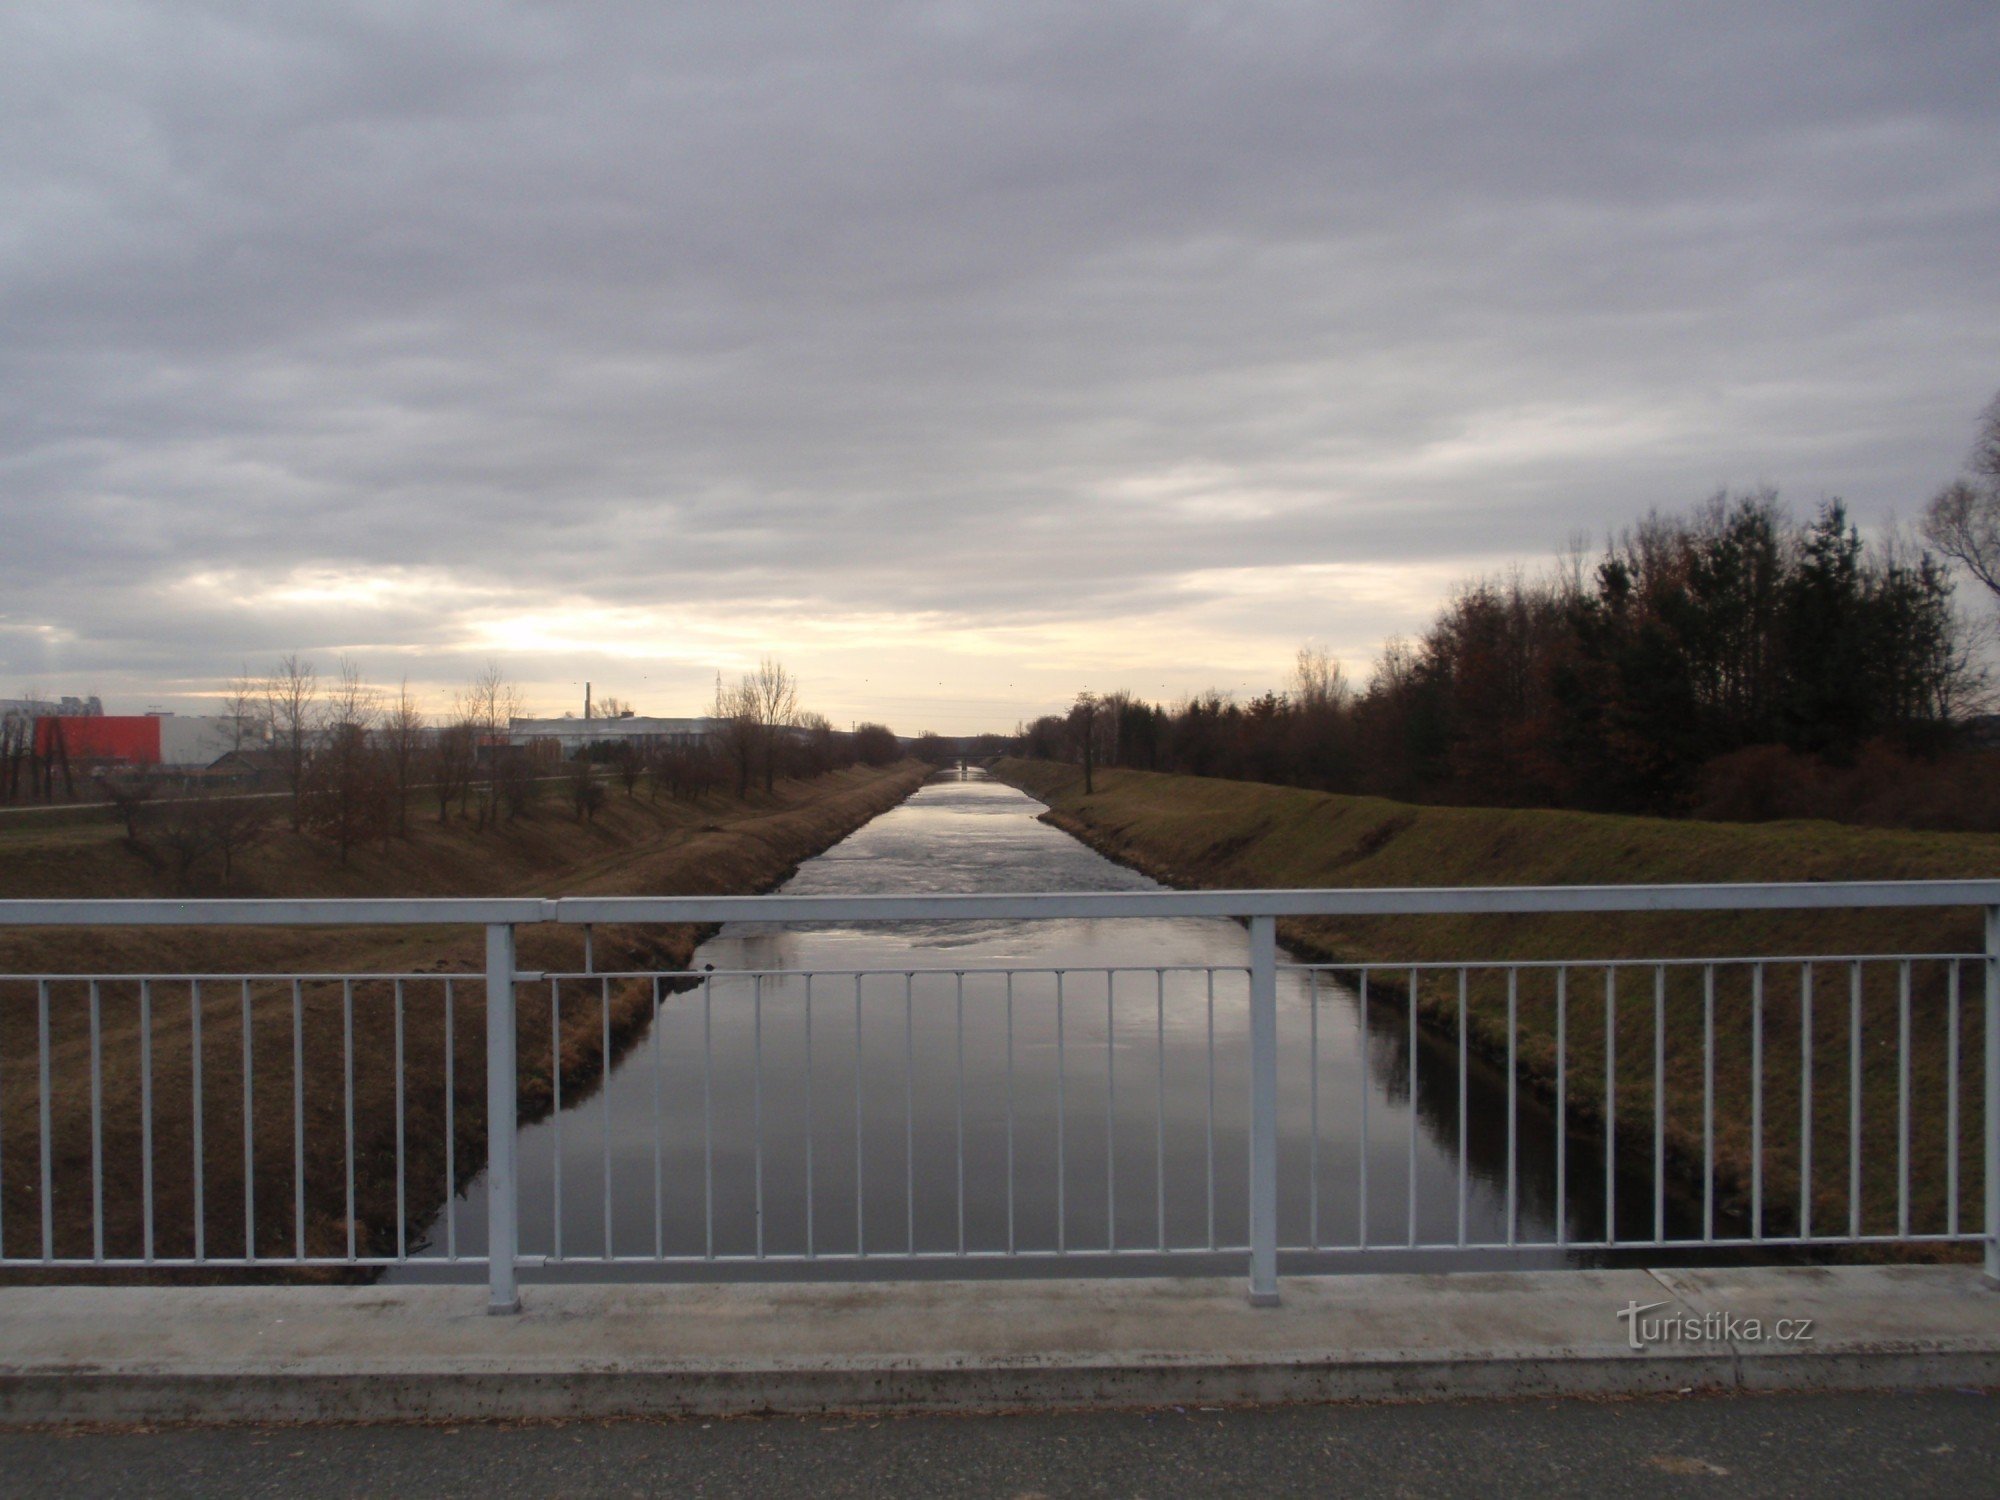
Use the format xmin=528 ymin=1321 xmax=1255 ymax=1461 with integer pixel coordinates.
xmin=1022 ymin=493 xmax=2000 ymax=829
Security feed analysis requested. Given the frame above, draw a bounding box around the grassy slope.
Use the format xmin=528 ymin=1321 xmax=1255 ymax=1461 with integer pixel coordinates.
xmin=0 ymin=762 xmax=931 ymax=1278
xmin=993 ymin=758 xmax=2000 ymax=1252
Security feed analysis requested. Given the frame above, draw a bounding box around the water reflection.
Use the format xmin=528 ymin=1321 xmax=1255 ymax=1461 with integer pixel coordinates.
xmin=397 ymin=768 xmax=1739 ymax=1282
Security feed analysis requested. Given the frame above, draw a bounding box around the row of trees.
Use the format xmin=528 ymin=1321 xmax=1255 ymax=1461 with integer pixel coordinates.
xmin=91 ymin=657 xmax=896 ymax=875
xmin=1024 ymin=490 xmax=1992 ymax=823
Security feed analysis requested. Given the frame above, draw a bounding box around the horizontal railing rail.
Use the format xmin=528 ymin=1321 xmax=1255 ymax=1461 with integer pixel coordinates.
xmin=2 ymin=878 xmax=1999 ymax=926
xmin=1 ymin=884 xmax=1994 ymax=1315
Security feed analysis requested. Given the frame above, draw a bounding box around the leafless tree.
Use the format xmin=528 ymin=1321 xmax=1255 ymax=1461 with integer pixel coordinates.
xmin=300 ymin=661 xmax=390 ymax=863
xmin=1068 ymin=692 xmax=1099 ymax=794
xmin=457 ymin=662 xmax=523 ymax=830
xmin=430 ymin=718 xmax=478 ymax=823
xmin=263 ymin=654 xmax=320 ymax=830
xmin=749 ymin=656 xmax=799 ymax=793
xmin=221 ymin=668 xmax=267 ymax=754
xmin=715 ymin=674 xmax=761 ymax=798
xmin=382 ymin=678 xmax=426 ymax=836
xmin=98 ymin=769 xmax=155 ymax=842
xmin=568 ymin=757 xmax=606 ymax=822
xmin=594 ymin=695 xmax=633 ymax=719
xmin=1924 ymin=390 xmax=2000 ymax=607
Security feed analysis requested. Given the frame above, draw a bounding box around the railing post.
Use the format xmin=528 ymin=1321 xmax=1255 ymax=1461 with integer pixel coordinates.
xmin=1985 ymin=905 xmax=1998 ymax=1289
xmin=486 ymin=922 xmax=522 ymax=1315
xmin=1248 ymin=915 xmax=1279 ymax=1306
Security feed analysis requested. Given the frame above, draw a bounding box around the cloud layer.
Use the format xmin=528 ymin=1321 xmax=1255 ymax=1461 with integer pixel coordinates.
xmin=4 ymin=2 xmax=1996 ymax=730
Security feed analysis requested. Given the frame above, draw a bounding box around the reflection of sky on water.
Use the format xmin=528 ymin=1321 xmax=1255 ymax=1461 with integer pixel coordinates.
xmin=397 ymin=769 xmax=1734 ymax=1283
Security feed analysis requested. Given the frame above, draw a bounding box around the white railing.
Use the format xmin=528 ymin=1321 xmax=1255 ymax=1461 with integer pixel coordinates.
xmin=0 ymin=884 xmax=1995 ymax=1312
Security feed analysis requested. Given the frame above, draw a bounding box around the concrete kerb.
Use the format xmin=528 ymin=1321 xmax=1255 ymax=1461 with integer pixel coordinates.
xmin=1 ymin=1265 xmax=1995 ymax=1425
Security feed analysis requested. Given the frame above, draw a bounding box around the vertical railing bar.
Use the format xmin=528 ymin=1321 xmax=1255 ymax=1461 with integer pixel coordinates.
xmin=1105 ymin=971 xmax=1116 ymax=1253
xmin=343 ymin=978 xmax=355 ymax=1262
xmin=1849 ymin=961 xmax=1862 ymax=1240
xmin=1653 ymin=964 xmax=1665 ymax=1247
xmin=1456 ymin=968 xmax=1467 ymax=1249
xmin=1751 ymin=965 xmax=1764 ymax=1240
xmin=551 ymin=977 xmax=563 ymax=1262
xmin=1702 ymin=966 xmax=1714 ymax=1244
xmin=1057 ymin=969 xmax=1067 ymax=1255
xmin=1506 ymin=967 xmax=1517 ymax=1249
xmin=1800 ymin=963 xmax=1814 ymax=1242
xmin=806 ymin=972 xmax=817 ymax=1261
xmin=443 ymin=978 xmax=455 ymax=1262
xmin=603 ymin=974 xmax=614 ymax=1262
xmin=1247 ymin=918 xmax=1279 ymax=1305
xmin=393 ymin=979 xmax=405 ymax=1261
xmin=1308 ymin=968 xmax=1319 ymax=1251
xmin=1983 ymin=905 xmax=1998 ymax=1286
xmin=37 ymin=980 xmax=53 ymax=1263
xmin=964 ymin=976 xmax=972 ymax=1256
xmin=904 ymin=972 xmax=914 ymax=1257
xmin=754 ymin=973 xmax=765 ymax=1261
xmin=1407 ymin=968 xmax=1418 ymax=1249
xmin=854 ymin=973 xmax=864 ymax=1258
xmin=1357 ymin=969 xmax=1369 ymax=1252
xmin=702 ymin=975 xmax=713 ymax=1260
xmin=483 ymin=925 xmax=520 ymax=1314
xmin=241 ymin=979 xmax=254 ymax=1262
xmin=1554 ymin=967 xmax=1566 ymax=1248
xmin=1205 ymin=968 xmax=1216 ymax=1251
xmin=91 ymin=980 xmax=104 ymax=1263
xmin=143 ymin=977 xmax=155 ymax=1264
xmin=191 ymin=979 xmax=205 ymax=1262
xmin=1947 ymin=960 xmax=1960 ymax=1239
xmin=1898 ymin=959 xmax=1911 ymax=1240
xmin=1005 ymin=971 xmax=1015 ymax=1256
xmin=1605 ymin=968 xmax=1616 ymax=1248
xmin=651 ymin=976 xmax=664 ymax=1261
xmin=1155 ymin=969 xmax=1165 ymax=1253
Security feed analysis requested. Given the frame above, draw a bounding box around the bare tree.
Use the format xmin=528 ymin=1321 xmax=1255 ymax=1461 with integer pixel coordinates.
xmin=264 ymin=654 xmax=320 ymax=830
xmin=1069 ymin=692 xmax=1099 ymax=794
xmin=1924 ymin=390 xmax=2000 ymax=606
xmin=98 ymin=769 xmax=155 ymax=842
xmin=221 ymin=668 xmax=266 ymax=754
xmin=382 ymin=677 xmax=426 ymax=837
xmin=297 ymin=660 xmax=391 ymax=863
xmin=715 ymin=673 xmax=761 ymax=798
xmin=750 ymin=656 xmax=799 ymax=793
xmin=457 ymin=662 xmax=523 ymax=830
xmin=430 ymin=718 xmax=478 ymax=823
xmin=568 ymin=757 xmax=606 ymax=821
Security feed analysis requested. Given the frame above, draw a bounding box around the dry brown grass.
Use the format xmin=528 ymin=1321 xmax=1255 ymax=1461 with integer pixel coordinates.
xmin=993 ymin=758 xmax=2000 ymax=1252
xmin=0 ymin=762 xmax=930 ymax=1279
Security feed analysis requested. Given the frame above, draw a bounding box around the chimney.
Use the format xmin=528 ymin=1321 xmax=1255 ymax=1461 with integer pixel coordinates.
xmin=584 ymin=682 xmax=592 ymax=720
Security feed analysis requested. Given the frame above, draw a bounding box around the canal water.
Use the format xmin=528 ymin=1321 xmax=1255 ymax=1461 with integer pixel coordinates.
xmin=397 ymin=769 xmax=1722 ymax=1283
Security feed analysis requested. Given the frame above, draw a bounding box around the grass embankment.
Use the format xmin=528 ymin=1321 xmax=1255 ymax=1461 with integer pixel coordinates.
xmin=0 ymin=761 xmax=930 ymax=1278
xmin=992 ymin=757 xmax=1999 ymax=1250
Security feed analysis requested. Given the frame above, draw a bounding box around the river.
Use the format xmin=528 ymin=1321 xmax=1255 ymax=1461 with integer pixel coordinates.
xmin=395 ymin=769 xmax=1724 ymax=1283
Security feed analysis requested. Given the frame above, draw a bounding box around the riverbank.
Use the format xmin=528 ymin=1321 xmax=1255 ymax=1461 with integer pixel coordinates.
xmin=991 ymin=758 xmax=2000 ymax=1250
xmin=0 ymin=761 xmax=931 ymax=1280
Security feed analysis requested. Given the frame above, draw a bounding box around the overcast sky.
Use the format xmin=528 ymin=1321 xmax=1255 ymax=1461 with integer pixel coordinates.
xmin=4 ymin=1 xmax=1996 ymax=733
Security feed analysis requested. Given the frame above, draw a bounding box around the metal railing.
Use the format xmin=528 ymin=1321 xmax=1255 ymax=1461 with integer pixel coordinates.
xmin=0 ymin=883 xmax=1995 ymax=1311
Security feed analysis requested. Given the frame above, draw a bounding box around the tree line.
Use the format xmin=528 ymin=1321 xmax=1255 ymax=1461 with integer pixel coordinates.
xmin=47 ymin=656 xmax=904 ymax=882
xmin=1024 ymin=482 xmax=1999 ymax=828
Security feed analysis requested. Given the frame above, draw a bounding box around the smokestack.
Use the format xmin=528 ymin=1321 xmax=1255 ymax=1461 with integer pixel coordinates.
xmin=584 ymin=682 xmax=592 ymax=720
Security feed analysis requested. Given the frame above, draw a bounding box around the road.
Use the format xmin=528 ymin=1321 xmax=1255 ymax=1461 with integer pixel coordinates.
xmin=5 ymin=1389 xmax=1995 ymax=1497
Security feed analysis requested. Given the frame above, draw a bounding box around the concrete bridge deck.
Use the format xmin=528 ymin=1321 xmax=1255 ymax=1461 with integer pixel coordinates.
xmin=2 ymin=1264 xmax=1995 ymax=1425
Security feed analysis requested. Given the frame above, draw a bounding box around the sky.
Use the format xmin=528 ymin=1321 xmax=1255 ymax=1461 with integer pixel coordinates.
xmin=3 ymin=1 xmax=1997 ymax=735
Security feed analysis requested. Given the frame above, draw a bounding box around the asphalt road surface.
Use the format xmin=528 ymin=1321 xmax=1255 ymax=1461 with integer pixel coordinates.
xmin=5 ymin=1389 xmax=1996 ymax=1498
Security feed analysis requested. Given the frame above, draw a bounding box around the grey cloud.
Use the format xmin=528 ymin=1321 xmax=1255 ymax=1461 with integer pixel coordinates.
xmin=3 ymin=1 xmax=1997 ymax=725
